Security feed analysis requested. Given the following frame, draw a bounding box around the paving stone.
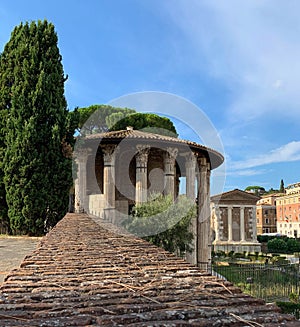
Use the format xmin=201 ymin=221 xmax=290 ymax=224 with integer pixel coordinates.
xmin=0 ymin=213 xmax=297 ymax=326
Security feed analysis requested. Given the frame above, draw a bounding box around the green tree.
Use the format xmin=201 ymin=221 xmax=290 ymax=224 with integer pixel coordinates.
xmin=76 ymin=104 xmax=135 ymax=135
xmin=286 ymin=238 xmax=300 ymax=253
xmin=123 ymin=194 xmax=195 ymax=256
xmin=244 ymin=185 xmax=266 ymax=196
xmin=110 ymin=113 xmax=178 ymax=137
xmin=0 ymin=20 xmax=73 ymax=235
xmin=280 ymin=179 xmax=285 ymax=193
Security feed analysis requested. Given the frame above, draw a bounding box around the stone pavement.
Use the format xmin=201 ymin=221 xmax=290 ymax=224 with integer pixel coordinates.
xmin=0 ymin=213 xmax=297 ymax=326
xmin=0 ymin=236 xmax=40 ymax=284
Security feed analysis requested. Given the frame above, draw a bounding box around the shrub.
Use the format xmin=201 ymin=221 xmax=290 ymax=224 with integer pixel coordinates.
xmin=267 ymin=238 xmax=288 ymax=253
xmin=123 ymin=194 xmax=196 ymax=256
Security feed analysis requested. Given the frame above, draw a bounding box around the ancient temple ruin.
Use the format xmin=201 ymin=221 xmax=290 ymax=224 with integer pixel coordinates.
xmin=211 ymin=189 xmax=261 ymax=253
xmin=74 ymin=128 xmax=224 ymax=269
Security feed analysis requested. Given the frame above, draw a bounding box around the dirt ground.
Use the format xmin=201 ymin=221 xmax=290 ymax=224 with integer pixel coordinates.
xmin=0 ymin=236 xmax=41 ymax=284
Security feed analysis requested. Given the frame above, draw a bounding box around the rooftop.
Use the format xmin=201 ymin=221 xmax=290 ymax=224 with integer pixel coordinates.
xmin=82 ymin=129 xmax=224 ymax=169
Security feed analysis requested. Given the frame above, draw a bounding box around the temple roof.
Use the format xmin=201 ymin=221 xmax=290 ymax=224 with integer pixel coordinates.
xmin=0 ymin=213 xmax=295 ymax=326
xmin=211 ymin=189 xmax=261 ymax=204
xmin=84 ymin=129 xmax=224 ymax=169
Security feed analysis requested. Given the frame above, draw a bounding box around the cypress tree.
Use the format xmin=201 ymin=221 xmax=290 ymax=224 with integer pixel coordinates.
xmin=0 ymin=20 xmax=72 ymax=235
xmin=280 ymin=179 xmax=285 ymax=193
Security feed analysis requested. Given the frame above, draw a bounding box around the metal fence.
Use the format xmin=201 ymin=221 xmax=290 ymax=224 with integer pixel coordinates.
xmin=212 ymin=262 xmax=300 ymax=302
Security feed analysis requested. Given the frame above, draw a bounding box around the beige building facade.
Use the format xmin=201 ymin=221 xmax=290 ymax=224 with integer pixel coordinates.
xmin=211 ymin=189 xmax=261 ymax=253
xmin=74 ymin=128 xmax=224 ymax=269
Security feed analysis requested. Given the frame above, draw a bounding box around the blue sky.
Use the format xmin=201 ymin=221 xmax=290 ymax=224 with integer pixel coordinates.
xmin=1 ymin=0 xmax=299 ymax=194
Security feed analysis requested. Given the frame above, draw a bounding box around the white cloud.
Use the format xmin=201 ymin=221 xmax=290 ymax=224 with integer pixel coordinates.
xmin=231 ymin=141 xmax=300 ymax=170
xmin=164 ymin=0 xmax=300 ymax=123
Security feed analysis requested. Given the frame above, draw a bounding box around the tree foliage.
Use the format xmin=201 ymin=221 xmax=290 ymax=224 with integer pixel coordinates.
xmin=0 ymin=20 xmax=73 ymax=235
xmin=110 ymin=113 xmax=178 ymax=137
xmin=267 ymin=238 xmax=288 ymax=253
xmin=75 ymin=104 xmax=135 ymax=135
xmin=280 ymin=179 xmax=285 ymax=193
xmin=74 ymin=106 xmax=179 ymax=138
xmin=244 ymin=185 xmax=266 ymax=196
xmin=123 ymin=194 xmax=195 ymax=256
xmin=267 ymin=237 xmax=300 ymax=254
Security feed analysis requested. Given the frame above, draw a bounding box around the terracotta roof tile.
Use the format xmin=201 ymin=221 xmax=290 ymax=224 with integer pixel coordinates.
xmin=83 ymin=129 xmax=224 ymax=169
xmin=0 ymin=213 xmax=295 ymax=326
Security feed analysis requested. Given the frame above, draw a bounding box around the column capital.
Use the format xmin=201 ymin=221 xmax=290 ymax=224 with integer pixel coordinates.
xmin=74 ymin=147 xmax=92 ymax=163
xmin=183 ymin=151 xmax=197 ymax=168
xmin=136 ymin=144 xmax=150 ymax=165
xmin=101 ymin=144 xmax=118 ymax=165
xmin=165 ymin=147 xmax=178 ymax=160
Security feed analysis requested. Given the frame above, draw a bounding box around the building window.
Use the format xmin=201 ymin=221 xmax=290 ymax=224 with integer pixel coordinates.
xmin=257 ymin=218 xmax=259 ymax=223
xmin=265 ymin=218 xmax=269 ymax=224
xmin=265 ymin=210 xmax=268 ymax=215
xmin=280 ymin=224 xmax=282 ymax=227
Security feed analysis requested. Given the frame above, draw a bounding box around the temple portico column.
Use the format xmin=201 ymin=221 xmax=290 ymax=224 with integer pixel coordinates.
xmin=240 ymin=206 xmax=245 ymax=242
xmin=135 ymin=145 xmax=150 ymax=204
xmin=250 ymin=206 xmax=258 ymax=242
xmin=228 ymin=205 xmax=233 ymax=242
xmin=185 ymin=152 xmax=196 ymax=200
xmin=74 ymin=149 xmax=90 ymax=213
xmin=101 ymin=145 xmax=117 ymax=222
xmin=197 ymin=156 xmax=211 ymax=271
xmin=164 ymin=147 xmax=178 ymax=200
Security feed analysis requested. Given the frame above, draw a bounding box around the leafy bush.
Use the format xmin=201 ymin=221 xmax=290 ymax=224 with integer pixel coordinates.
xmin=267 ymin=237 xmax=300 ymax=254
xmin=123 ymin=194 xmax=196 ymax=256
xmin=276 ymin=301 xmax=300 ymax=319
xmin=286 ymin=238 xmax=300 ymax=253
xmin=267 ymin=238 xmax=288 ymax=253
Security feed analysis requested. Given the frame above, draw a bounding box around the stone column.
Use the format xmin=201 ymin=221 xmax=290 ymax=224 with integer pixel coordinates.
xmin=214 ymin=206 xmax=220 ymax=242
xmin=197 ymin=156 xmax=211 ymax=271
xmin=164 ymin=147 xmax=178 ymax=200
xmin=102 ymin=145 xmax=117 ymax=222
xmin=135 ymin=145 xmax=150 ymax=204
xmin=74 ymin=149 xmax=89 ymax=213
xmin=240 ymin=206 xmax=245 ymax=242
xmin=185 ymin=152 xmax=197 ymax=265
xmin=185 ymin=152 xmax=196 ymax=200
xmin=250 ymin=206 xmax=258 ymax=242
xmin=228 ymin=205 xmax=233 ymax=242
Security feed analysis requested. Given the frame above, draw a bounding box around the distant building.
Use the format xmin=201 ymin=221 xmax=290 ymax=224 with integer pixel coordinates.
xmin=276 ymin=182 xmax=300 ymax=238
xmin=256 ymin=194 xmax=279 ymax=234
xmin=211 ymin=189 xmax=261 ymax=253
